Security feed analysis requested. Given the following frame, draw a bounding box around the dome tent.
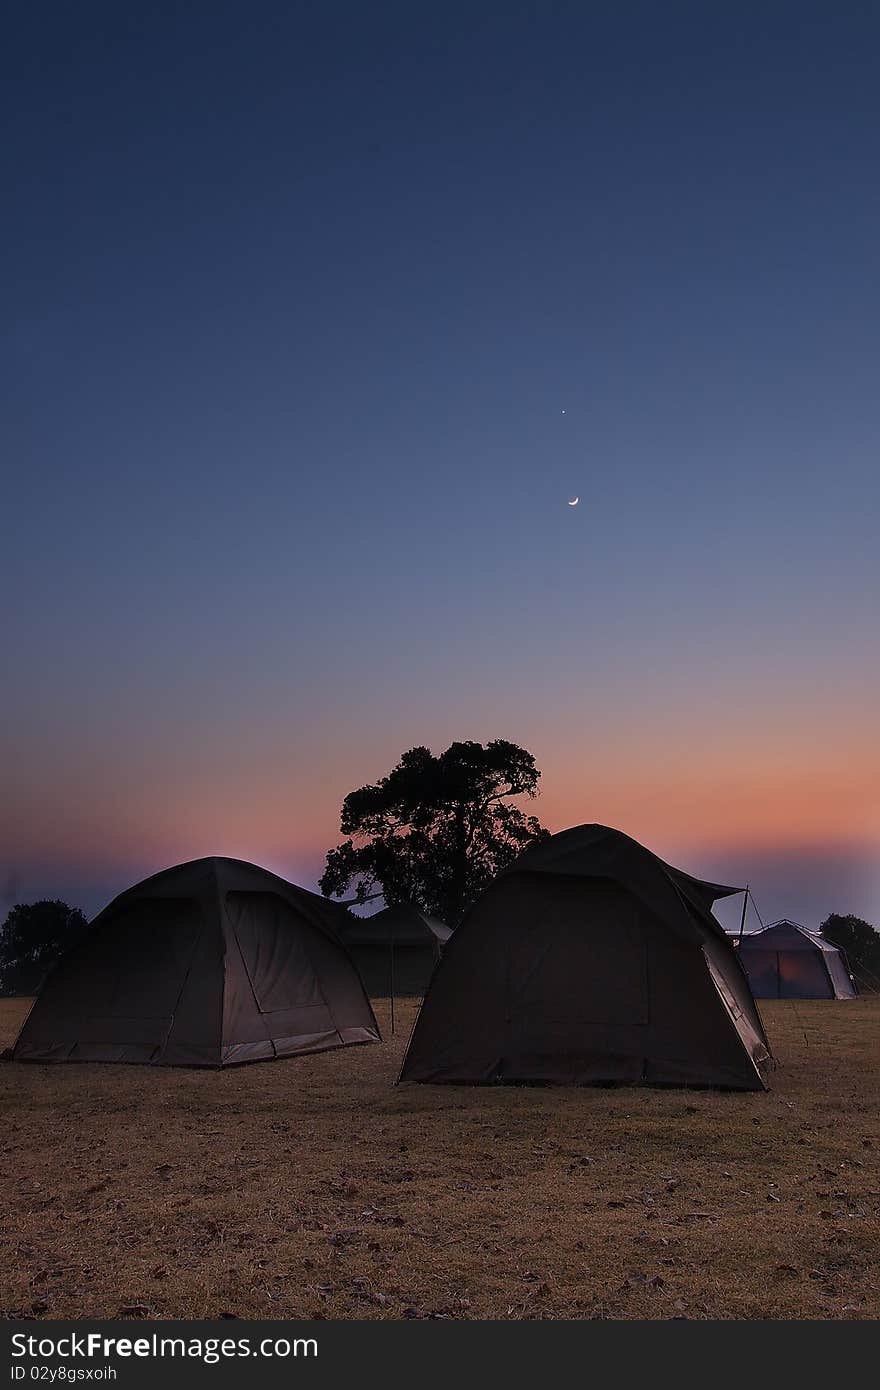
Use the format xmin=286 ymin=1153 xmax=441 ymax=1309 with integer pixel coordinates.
xmin=13 ymin=857 xmax=380 ymax=1066
xmin=736 ymin=919 xmax=858 ymax=999
xmin=338 ymin=902 xmax=452 ymax=997
xmin=399 ymin=824 xmax=771 ymax=1090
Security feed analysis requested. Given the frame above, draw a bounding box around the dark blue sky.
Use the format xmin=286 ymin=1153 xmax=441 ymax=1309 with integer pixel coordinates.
xmin=3 ymin=2 xmax=878 ymax=923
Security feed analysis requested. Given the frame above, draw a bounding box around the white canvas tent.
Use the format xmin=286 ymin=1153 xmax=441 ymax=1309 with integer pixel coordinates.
xmin=736 ymin=920 xmax=858 ymax=999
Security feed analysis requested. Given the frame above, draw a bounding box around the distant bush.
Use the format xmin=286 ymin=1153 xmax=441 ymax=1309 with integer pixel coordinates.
xmin=820 ymin=913 xmax=880 ymax=992
xmin=0 ymin=900 xmax=89 ymax=995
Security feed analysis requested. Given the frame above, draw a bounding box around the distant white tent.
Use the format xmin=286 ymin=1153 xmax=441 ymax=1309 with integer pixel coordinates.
xmin=735 ymin=920 xmax=858 ymax=999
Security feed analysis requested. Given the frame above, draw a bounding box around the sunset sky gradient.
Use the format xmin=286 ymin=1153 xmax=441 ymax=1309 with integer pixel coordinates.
xmin=3 ymin=2 xmax=878 ymax=926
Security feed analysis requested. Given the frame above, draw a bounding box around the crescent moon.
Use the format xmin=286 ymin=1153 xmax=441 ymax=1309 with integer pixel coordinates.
xmin=568 ymin=496 xmax=579 ymax=506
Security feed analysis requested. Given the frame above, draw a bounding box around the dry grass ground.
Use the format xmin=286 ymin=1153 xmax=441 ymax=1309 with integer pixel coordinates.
xmin=1 ymin=996 xmax=878 ymax=1321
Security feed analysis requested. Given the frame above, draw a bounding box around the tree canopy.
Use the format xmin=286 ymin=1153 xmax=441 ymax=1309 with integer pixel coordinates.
xmin=820 ymin=912 xmax=880 ymax=990
xmin=319 ymin=739 xmax=550 ymax=924
xmin=0 ymin=900 xmax=89 ymax=995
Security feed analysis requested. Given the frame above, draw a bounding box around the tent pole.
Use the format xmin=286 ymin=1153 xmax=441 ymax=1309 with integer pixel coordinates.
xmin=737 ymin=884 xmax=750 ymax=945
xmin=389 ymin=913 xmax=395 ymax=1037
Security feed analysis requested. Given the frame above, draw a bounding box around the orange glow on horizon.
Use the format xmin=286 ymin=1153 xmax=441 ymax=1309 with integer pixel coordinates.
xmin=4 ymin=720 xmax=877 ymax=894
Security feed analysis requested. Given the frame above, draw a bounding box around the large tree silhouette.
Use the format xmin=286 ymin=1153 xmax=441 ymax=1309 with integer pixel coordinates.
xmin=0 ymin=900 xmax=88 ymax=995
xmin=320 ymin=740 xmax=550 ymax=924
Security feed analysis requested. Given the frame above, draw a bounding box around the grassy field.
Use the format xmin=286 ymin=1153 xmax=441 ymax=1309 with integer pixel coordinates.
xmin=1 ymin=995 xmax=878 ymax=1321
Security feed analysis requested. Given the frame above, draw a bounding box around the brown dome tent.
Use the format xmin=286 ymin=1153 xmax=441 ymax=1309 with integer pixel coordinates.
xmin=338 ymin=903 xmax=452 ymax=997
xmin=736 ymin=920 xmax=858 ymax=999
xmin=399 ymin=824 xmax=771 ymax=1091
xmin=12 ymin=857 xmax=380 ymax=1066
